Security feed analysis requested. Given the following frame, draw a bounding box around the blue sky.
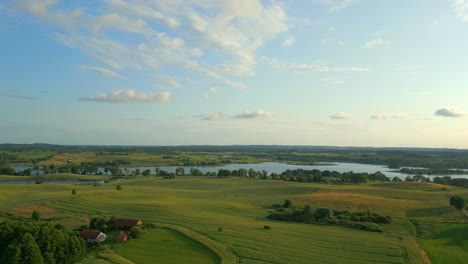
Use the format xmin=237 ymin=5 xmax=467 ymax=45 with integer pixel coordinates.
xmin=1 ymin=0 xmax=468 ymax=147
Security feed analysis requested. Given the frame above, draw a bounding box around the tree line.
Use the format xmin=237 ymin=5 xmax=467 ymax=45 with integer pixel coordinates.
xmin=267 ymin=200 xmax=391 ymax=232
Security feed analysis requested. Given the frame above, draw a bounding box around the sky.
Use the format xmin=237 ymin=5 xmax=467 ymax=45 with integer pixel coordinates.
xmin=1 ymin=0 xmax=468 ymax=148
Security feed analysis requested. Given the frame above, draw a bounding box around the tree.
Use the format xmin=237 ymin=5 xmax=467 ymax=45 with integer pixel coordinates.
xmin=142 ymin=169 xmax=151 ymax=176
xmin=31 ymin=211 xmax=41 ymax=222
xmin=1 ymin=242 xmax=22 ymax=264
xmin=129 ymin=226 xmax=143 ymax=238
xmin=283 ymin=199 xmax=293 ymax=208
xmin=175 ymin=167 xmax=185 ymax=176
xmin=19 ymin=233 xmax=44 ymax=264
xmin=135 ymin=169 xmax=141 ymax=176
xmin=450 ymin=195 xmax=465 ymax=210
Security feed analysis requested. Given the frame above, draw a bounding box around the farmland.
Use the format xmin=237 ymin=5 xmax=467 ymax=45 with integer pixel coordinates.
xmin=1 ymin=174 xmax=467 ymax=263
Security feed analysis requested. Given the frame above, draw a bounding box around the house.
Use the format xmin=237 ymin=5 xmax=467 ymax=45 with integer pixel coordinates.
xmin=80 ymin=230 xmax=106 ymax=242
xmin=115 ymin=218 xmax=143 ymax=227
xmin=116 ymin=231 xmax=129 ymax=242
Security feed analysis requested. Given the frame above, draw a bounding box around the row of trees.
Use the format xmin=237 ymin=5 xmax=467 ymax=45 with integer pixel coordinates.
xmin=267 ymin=200 xmax=390 ymax=232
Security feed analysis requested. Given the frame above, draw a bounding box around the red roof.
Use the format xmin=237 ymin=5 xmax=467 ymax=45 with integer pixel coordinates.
xmin=116 ymin=231 xmax=129 ymax=242
xmin=80 ymin=230 xmax=103 ymax=240
xmin=115 ymin=219 xmax=143 ymax=226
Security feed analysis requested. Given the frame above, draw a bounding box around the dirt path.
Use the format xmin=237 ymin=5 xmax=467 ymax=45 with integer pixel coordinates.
xmin=417 ymin=243 xmax=432 ymax=264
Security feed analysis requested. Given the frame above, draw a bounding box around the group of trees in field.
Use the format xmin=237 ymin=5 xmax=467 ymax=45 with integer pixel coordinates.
xmin=0 ymin=221 xmax=86 ymax=264
xmin=449 ymin=195 xmax=465 ymax=210
xmin=267 ymin=200 xmax=391 ymax=232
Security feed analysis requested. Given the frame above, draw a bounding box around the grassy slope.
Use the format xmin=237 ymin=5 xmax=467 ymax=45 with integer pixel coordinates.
xmin=0 ymin=177 xmax=466 ymax=263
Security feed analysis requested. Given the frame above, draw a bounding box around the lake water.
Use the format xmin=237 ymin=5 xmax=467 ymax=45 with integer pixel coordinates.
xmin=13 ymin=162 xmax=468 ymax=180
xmin=0 ymin=180 xmax=105 ymax=185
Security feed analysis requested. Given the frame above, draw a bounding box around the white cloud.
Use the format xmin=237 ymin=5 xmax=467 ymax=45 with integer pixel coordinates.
xmin=154 ymin=75 xmax=182 ymax=89
xmin=453 ymin=0 xmax=468 ymax=21
xmin=391 ymin=114 xmax=407 ymax=119
xmin=235 ymin=110 xmax=272 ymax=119
xmin=323 ymin=0 xmax=359 ymax=12
xmin=434 ymin=107 xmax=466 ymax=117
xmin=364 ymin=38 xmax=385 ymax=48
xmin=17 ymin=0 xmax=289 ymax=92
xmin=200 ymin=112 xmax=229 ymax=121
xmin=371 ymin=113 xmax=407 ymax=120
xmin=82 ymin=89 xmax=172 ymax=103
xmin=321 ymin=77 xmax=345 ymax=84
xmin=78 ymin=65 xmax=124 ymax=79
xmin=330 ymin=112 xmax=352 ymax=119
xmin=261 ymin=57 xmax=369 ymax=73
xmin=371 ymin=114 xmax=387 ymax=120
xmin=282 ymin=36 xmax=295 ymax=47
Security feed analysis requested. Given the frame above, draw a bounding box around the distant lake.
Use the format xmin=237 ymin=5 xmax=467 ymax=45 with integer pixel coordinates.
xmin=149 ymin=162 xmax=468 ymax=180
xmin=0 ymin=180 xmax=105 ymax=185
xmin=13 ymin=162 xmax=468 ymax=180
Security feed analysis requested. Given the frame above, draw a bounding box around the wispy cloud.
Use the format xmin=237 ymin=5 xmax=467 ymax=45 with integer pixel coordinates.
xmin=236 ymin=110 xmax=273 ymax=119
xmin=81 ymin=89 xmax=172 ymax=103
xmin=326 ymin=0 xmax=359 ymax=12
xmin=370 ymin=114 xmax=387 ymax=120
xmin=200 ymin=112 xmax=230 ymax=121
xmin=434 ymin=107 xmax=466 ymax=117
xmin=321 ymin=77 xmax=345 ymax=84
xmin=453 ymin=0 xmax=468 ymax=21
xmin=18 ymin=0 xmax=289 ymax=84
xmin=364 ymin=38 xmax=386 ymax=48
xmin=78 ymin=65 xmax=124 ymax=79
xmin=0 ymin=90 xmax=38 ymax=100
xmin=330 ymin=112 xmax=352 ymax=119
xmin=261 ymin=57 xmax=369 ymax=73
xmin=282 ymin=36 xmax=295 ymax=47
xmin=370 ymin=113 xmax=407 ymax=120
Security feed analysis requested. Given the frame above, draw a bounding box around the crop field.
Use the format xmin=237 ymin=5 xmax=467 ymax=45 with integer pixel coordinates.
xmin=0 ymin=176 xmax=467 ymax=263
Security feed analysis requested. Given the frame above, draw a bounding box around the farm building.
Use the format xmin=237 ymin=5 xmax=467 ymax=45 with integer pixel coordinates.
xmin=115 ymin=218 xmax=143 ymax=227
xmin=80 ymin=230 xmax=106 ymax=242
xmin=116 ymin=231 xmax=129 ymax=242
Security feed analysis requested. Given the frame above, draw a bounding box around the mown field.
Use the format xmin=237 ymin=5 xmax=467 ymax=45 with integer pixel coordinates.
xmin=0 ymin=176 xmax=467 ymax=263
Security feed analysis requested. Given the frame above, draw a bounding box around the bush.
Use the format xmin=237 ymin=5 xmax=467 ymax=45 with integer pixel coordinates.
xmin=450 ymin=195 xmax=465 ymax=210
xmin=129 ymin=226 xmax=143 ymax=238
xmin=264 ymin=225 xmax=271 ymax=230
xmin=72 ymin=189 xmax=77 ymax=195
xmin=31 ymin=210 xmax=41 ymax=221
xmin=116 ymin=185 xmax=122 ymax=191
xmin=218 ymin=227 xmax=222 ymax=232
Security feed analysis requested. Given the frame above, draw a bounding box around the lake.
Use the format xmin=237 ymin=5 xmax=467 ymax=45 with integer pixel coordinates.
xmin=0 ymin=180 xmax=105 ymax=185
xmin=13 ymin=162 xmax=468 ymax=180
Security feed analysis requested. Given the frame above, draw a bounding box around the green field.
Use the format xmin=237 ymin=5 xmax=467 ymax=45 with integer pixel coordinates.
xmin=0 ymin=176 xmax=467 ymax=263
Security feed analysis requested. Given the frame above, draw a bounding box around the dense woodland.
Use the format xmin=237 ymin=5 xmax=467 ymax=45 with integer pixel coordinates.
xmin=0 ymin=220 xmax=86 ymax=264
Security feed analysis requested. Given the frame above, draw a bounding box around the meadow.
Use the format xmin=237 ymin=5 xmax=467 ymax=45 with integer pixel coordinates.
xmin=0 ymin=175 xmax=467 ymax=263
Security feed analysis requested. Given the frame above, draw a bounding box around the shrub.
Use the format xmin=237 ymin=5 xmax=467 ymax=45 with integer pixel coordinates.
xmin=129 ymin=226 xmax=143 ymax=238
xmin=31 ymin=210 xmax=41 ymax=221
xmin=116 ymin=185 xmax=122 ymax=191
xmin=264 ymin=225 xmax=271 ymax=230
xmin=218 ymin=227 xmax=222 ymax=232
xmin=72 ymin=189 xmax=77 ymax=195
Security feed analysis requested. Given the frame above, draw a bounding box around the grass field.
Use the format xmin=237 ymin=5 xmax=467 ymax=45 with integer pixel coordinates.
xmin=0 ymin=176 xmax=467 ymax=263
